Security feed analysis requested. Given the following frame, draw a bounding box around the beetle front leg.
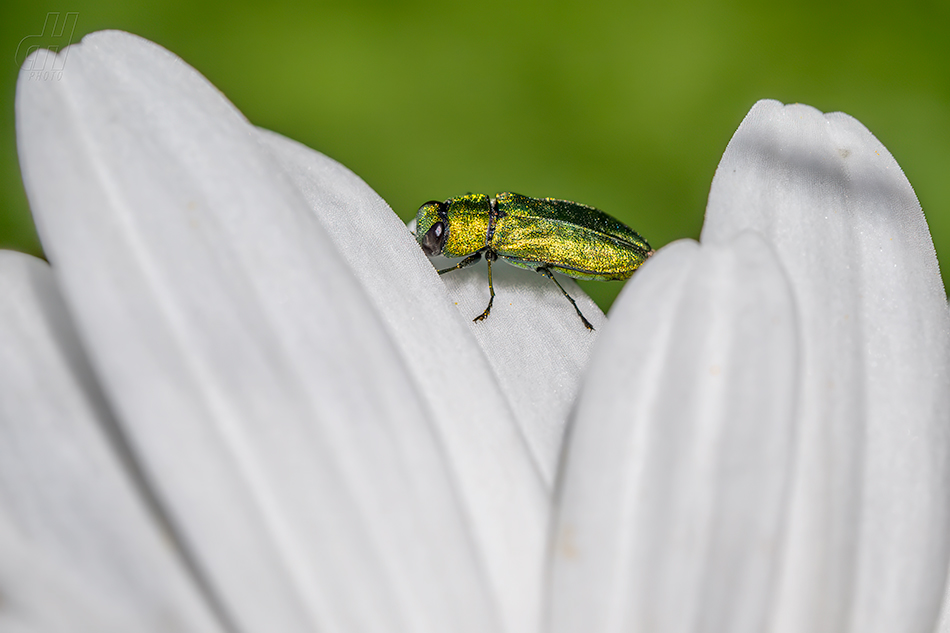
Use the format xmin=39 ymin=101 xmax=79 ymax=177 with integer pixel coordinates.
xmin=437 ymin=251 xmax=483 ymax=275
xmin=536 ymin=266 xmax=594 ymax=331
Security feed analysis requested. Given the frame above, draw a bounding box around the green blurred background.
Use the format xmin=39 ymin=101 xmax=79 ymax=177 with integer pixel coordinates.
xmin=2 ymin=1 xmax=948 ymax=311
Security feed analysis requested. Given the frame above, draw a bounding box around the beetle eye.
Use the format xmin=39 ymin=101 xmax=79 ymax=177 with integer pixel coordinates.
xmin=421 ymin=220 xmax=446 ymax=256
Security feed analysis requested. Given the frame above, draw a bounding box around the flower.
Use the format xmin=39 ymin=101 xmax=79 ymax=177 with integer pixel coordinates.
xmin=3 ymin=30 xmax=948 ymax=633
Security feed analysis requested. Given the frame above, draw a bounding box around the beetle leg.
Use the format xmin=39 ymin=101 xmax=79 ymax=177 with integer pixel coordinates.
xmin=473 ymin=251 xmax=497 ymax=323
xmin=536 ymin=266 xmax=594 ymax=331
xmin=437 ymin=251 xmax=483 ymax=275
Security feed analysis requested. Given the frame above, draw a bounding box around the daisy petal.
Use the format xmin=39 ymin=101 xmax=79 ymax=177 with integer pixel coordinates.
xmin=0 ymin=251 xmax=222 ymax=633
xmin=550 ymin=234 xmax=799 ymax=633
xmin=0 ymin=524 xmax=141 ymax=633
xmin=17 ymin=31 xmax=531 ymax=633
xmin=703 ymin=100 xmax=950 ymax=632
xmin=258 ymin=129 xmax=551 ymax=630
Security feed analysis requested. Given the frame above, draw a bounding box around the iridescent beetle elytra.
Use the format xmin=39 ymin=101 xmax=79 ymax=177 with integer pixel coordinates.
xmin=415 ymin=192 xmax=653 ymax=330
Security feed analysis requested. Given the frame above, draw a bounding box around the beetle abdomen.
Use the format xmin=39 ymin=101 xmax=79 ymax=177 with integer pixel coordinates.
xmin=493 ymin=215 xmax=649 ymax=280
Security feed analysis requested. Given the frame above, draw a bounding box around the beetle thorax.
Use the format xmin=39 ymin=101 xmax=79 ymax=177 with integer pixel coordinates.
xmin=442 ymin=194 xmax=493 ymax=258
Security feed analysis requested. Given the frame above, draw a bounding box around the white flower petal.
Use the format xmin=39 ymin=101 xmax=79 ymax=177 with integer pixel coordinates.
xmin=0 ymin=251 xmax=222 ymax=633
xmin=257 ymin=129 xmax=550 ymax=631
xmin=703 ymin=100 xmax=950 ymax=632
xmin=550 ymin=234 xmax=799 ymax=633
xmin=0 ymin=521 xmax=140 ymax=633
xmin=261 ymin=128 xmax=599 ymax=484
xmin=16 ymin=31 xmax=538 ymax=633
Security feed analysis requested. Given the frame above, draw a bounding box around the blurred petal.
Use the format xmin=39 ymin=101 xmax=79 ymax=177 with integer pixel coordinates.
xmin=261 ymin=128 xmax=600 ymax=483
xmin=16 ymin=31 xmax=542 ymax=633
xmin=0 ymin=251 xmax=222 ymax=633
xmin=703 ymin=100 xmax=950 ymax=632
xmin=551 ymin=99 xmax=950 ymax=633
xmin=550 ymin=235 xmax=799 ymax=633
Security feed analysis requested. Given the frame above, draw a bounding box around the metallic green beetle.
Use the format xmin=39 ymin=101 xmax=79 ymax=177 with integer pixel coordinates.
xmin=415 ymin=192 xmax=653 ymax=330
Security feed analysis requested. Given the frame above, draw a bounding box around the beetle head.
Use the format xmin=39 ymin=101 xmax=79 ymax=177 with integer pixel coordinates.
xmin=415 ymin=200 xmax=449 ymax=256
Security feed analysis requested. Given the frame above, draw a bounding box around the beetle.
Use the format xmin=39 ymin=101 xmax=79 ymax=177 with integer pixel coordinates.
xmin=415 ymin=192 xmax=653 ymax=330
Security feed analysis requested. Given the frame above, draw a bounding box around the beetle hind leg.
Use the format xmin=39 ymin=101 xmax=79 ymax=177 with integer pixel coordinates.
xmin=536 ymin=266 xmax=594 ymax=331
